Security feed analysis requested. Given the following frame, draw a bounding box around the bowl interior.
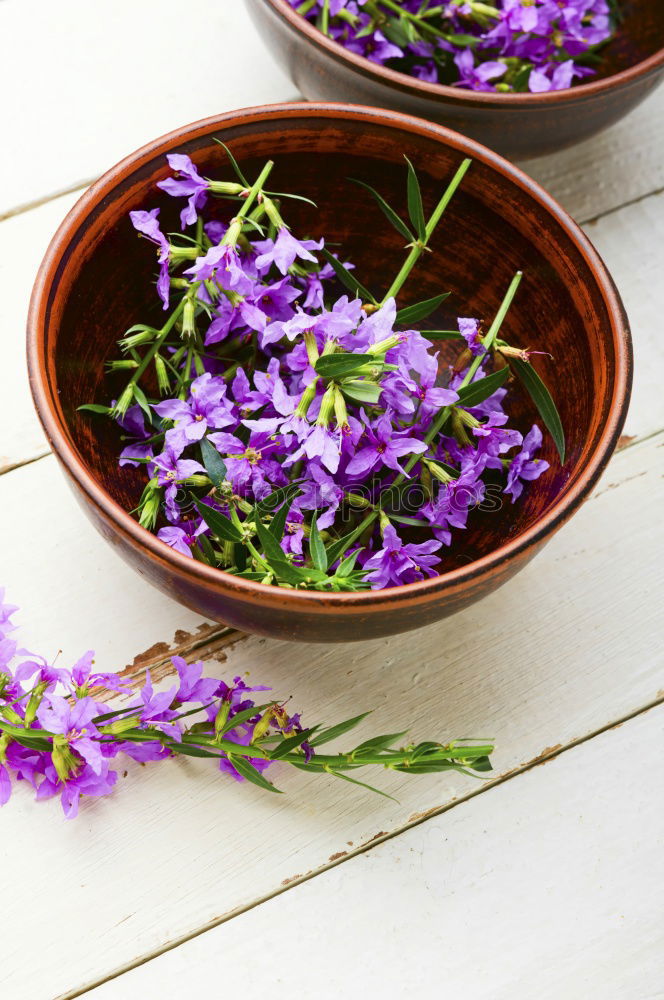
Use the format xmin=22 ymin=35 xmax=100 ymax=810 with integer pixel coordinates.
xmin=593 ymin=0 xmax=664 ymax=81
xmin=41 ymin=112 xmax=620 ymax=578
xmin=270 ymin=0 xmax=664 ymax=90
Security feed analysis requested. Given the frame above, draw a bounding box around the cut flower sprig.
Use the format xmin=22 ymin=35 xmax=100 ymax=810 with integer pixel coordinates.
xmin=0 ymin=590 xmax=493 ymax=817
xmin=82 ymin=144 xmax=565 ymax=592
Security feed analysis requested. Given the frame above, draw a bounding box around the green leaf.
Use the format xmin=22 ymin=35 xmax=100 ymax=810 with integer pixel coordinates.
xmin=234 ymin=543 xmax=248 ymax=572
xmin=310 ymin=711 xmax=372 ymax=748
xmin=396 ymin=292 xmax=450 ymax=326
xmin=77 ymin=403 xmax=111 ymax=415
xmin=229 ymin=755 xmax=282 ymax=793
xmin=334 ymin=548 xmax=363 ymax=579
xmin=388 ymin=514 xmax=430 ymax=528
xmin=200 ymin=437 xmax=227 ymax=488
xmin=326 ymin=521 xmax=371 ymax=566
xmin=340 ymin=380 xmax=383 ymax=405
xmin=131 ymin=384 xmax=154 ymax=423
xmin=212 ymin=138 xmax=250 ymax=187
xmin=315 ymin=352 xmax=373 ymax=379
xmin=510 ymin=357 xmax=566 ymax=464
xmin=456 ymin=366 xmax=510 ymax=407
xmin=217 ymin=703 xmax=273 ymax=738
xmin=268 ymin=728 xmax=317 ymax=761
xmin=254 ymin=517 xmax=290 ymax=565
xmin=265 ymin=190 xmax=318 ymax=209
xmin=309 ymin=512 xmax=328 ymax=573
xmin=420 ymin=329 xmax=464 ymax=341
xmin=193 ymin=500 xmax=242 ymax=543
xmin=253 ymin=481 xmax=302 ymax=517
xmin=268 ymin=492 xmax=297 ymax=542
xmin=319 ymin=247 xmax=376 ymax=304
xmin=349 ymin=178 xmax=414 ymax=242
xmin=328 ymin=769 xmax=398 ymax=801
xmin=197 ymin=532 xmax=218 ymax=567
xmin=352 ymin=731 xmax=409 ymax=753
xmin=405 ymin=156 xmax=426 ymax=242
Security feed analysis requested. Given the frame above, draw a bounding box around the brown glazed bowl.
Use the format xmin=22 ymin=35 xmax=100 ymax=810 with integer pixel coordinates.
xmin=247 ymin=0 xmax=664 ymax=159
xmin=28 ymin=103 xmax=632 ymax=642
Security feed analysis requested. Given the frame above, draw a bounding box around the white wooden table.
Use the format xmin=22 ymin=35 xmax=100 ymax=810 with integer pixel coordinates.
xmin=1 ymin=3 xmax=663 ymax=998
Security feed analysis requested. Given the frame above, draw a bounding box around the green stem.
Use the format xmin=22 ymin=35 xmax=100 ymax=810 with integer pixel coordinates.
xmin=359 ymin=270 xmax=522 ymax=528
xmin=222 ymin=160 xmax=275 ymax=246
xmin=381 ymin=158 xmax=472 ymax=304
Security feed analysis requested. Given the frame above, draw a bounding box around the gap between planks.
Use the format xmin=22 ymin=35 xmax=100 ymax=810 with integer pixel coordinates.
xmin=68 ymin=690 xmax=664 ymax=1000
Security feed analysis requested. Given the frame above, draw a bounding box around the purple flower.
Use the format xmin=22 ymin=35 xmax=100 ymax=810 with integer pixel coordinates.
xmin=68 ymin=650 xmax=131 ymax=697
xmin=36 ymin=695 xmax=104 ymax=775
xmin=346 ymin=411 xmax=427 ymax=478
xmin=129 ymin=208 xmax=171 ymax=309
xmin=363 ymin=525 xmax=441 ymax=589
xmin=157 ymin=520 xmax=207 ymax=558
xmin=255 ymin=228 xmax=323 ymax=276
xmin=505 ymin=423 xmax=550 ymax=501
xmin=453 ymin=49 xmax=507 ymax=92
xmin=157 ymin=153 xmax=209 ymax=229
xmin=458 ymin=317 xmax=484 ymax=356
xmin=172 ymin=656 xmax=219 ymax=705
xmin=184 ymin=243 xmax=253 ymax=295
xmin=152 ymin=438 xmax=205 ymax=517
xmin=153 ymin=373 xmax=234 ymax=442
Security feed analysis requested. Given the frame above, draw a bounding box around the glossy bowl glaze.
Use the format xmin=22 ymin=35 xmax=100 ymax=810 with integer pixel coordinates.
xmin=247 ymin=0 xmax=664 ymax=159
xmin=28 ymin=103 xmax=632 ymax=642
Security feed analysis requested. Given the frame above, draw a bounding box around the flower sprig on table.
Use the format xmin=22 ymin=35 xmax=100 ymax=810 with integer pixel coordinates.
xmin=82 ymin=146 xmax=564 ymax=592
xmin=288 ymin=0 xmax=618 ymax=93
xmin=0 ymin=589 xmax=493 ymax=818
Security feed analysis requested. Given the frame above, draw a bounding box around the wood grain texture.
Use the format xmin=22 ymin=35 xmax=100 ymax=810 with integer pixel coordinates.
xmin=0 ymin=191 xmax=80 ymax=474
xmin=525 ymin=86 xmax=664 ymax=223
xmin=83 ymin=704 xmax=664 ymax=1000
xmin=0 ymin=0 xmax=296 ymax=218
xmin=0 ymin=433 xmax=661 ymax=1000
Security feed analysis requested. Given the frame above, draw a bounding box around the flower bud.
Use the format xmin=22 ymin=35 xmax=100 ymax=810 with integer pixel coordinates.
xmin=251 ymin=708 xmax=276 ymax=743
xmin=366 ymin=334 xmax=402 ymax=356
xmin=452 ymin=348 xmax=472 ymax=373
xmin=181 ymin=297 xmax=197 ymax=343
xmin=51 ymin=737 xmax=78 ymax=783
xmin=316 ymin=383 xmax=336 ymax=428
xmin=304 ymin=331 xmax=319 ymax=367
xmin=333 ymin=387 xmax=349 ymax=430
xmin=155 ymin=355 xmax=171 ymax=395
xmin=214 ymin=700 xmax=231 ymax=738
xmin=111 ymin=384 xmax=135 ymax=419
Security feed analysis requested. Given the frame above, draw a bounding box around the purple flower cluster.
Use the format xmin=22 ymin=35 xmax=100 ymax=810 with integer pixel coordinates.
xmin=288 ymin=0 xmax=616 ymax=93
xmin=95 ymin=151 xmax=554 ymax=593
xmin=0 ymin=590 xmax=311 ymax=818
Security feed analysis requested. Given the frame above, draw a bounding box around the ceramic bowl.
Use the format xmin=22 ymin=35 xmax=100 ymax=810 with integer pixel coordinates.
xmin=247 ymin=0 xmax=664 ymax=159
xmin=28 ymin=103 xmax=632 ymax=641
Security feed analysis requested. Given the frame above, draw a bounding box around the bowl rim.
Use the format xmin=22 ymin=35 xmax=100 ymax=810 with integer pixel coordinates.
xmin=258 ymin=0 xmax=664 ymax=107
xmin=27 ymin=101 xmax=632 ymax=614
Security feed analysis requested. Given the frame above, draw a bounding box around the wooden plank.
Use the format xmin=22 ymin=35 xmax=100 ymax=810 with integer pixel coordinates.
xmin=0 ymin=191 xmax=80 ymax=474
xmin=2 ymin=180 xmax=664 ymax=476
xmin=0 ymin=433 xmax=661 ymax=1000
xmin=0 ymin=1 xmax=295 ymax=218
xmin=524 ymin=85 xmax=664 ymax=223
xmin=83 ymin=704 xmax=664 ymax=1000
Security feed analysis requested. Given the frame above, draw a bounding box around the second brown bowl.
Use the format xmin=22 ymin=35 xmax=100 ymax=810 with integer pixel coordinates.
xmin=247 ymin=0 xmax=664 ymax=160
